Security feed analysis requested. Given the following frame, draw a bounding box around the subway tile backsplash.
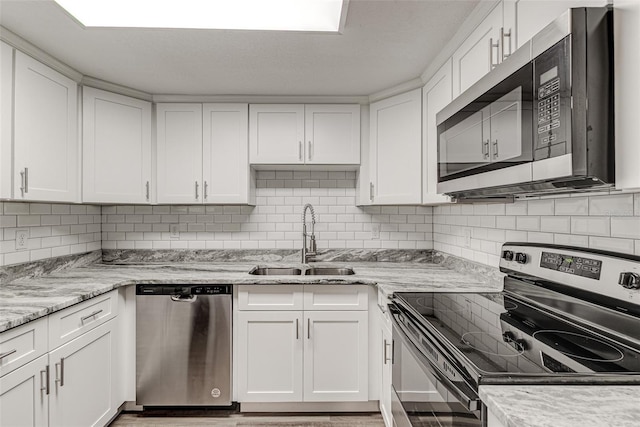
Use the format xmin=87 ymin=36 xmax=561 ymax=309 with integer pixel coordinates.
xmin=434 ymin=191 xmax=640 ymax=268
xmin=101 ymin=171 xmax=434 ymax=252
xmin=0 ymin=202 xmax=102 ymax=267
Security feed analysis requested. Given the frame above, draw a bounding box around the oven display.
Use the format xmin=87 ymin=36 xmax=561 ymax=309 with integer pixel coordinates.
xmin=540 ymin=251 xmax=602 ymax=280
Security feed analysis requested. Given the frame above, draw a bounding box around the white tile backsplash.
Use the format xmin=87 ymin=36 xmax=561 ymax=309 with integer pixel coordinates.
xmin=434 ymin=191 xmax=640 ymax=268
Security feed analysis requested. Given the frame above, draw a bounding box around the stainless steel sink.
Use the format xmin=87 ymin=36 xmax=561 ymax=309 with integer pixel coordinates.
xmin=248 ymin=267 xmax=302 ymax=275
xmin=304 ymin=267 xmax=355 ymax=276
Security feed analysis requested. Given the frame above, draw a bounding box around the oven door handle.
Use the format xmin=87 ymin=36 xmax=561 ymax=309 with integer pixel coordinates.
xmin=390 ymin=307 xmax=480 ymax=413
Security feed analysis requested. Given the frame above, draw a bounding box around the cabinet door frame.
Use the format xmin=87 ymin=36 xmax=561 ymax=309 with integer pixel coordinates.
xmin=0 ymin=41 xmax=13 ymax=199
xmin=236 ymin=311 xmax=304 ymax=402
xmin=249 ymin=104 xmax=305 ymax=164
xmin=0 ymin=354 xmax=49 ymax=427
xmin=82 ymin=86 xmax=152 ymax=204
xmin=156 ymin=103 xmax=204 ymax=204
xmin=304 ymin=104 xmax=360 ymax=165
xmin=14 ymin=51 xmax=79 ymax=202
xmin=303 ymin=310 xmax=368 ymax=402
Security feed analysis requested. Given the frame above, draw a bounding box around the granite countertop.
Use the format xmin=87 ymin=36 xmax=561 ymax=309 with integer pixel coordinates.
xmin=0 ymin=257 xmax=502 ymax=333
xmin=480 ymin=385 xmax=640 ymax=427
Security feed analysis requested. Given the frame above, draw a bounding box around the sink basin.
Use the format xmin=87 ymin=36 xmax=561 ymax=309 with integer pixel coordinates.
xmin=304 ymin=267 xmax=355 ymax=276
xmin=249 ymin=267 xmax=302 ymax=275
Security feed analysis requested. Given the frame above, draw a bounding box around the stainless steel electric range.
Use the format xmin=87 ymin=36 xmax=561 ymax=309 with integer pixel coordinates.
xmin=389 ymin=243 xmax=640 ymax=427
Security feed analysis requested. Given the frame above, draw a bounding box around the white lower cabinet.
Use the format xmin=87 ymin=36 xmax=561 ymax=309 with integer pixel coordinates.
xmin=0 ymin=291 xmax=120 ymax=427
xmin=236 ymin=285 xmax=369 ymax=404
xmin=379 ymin=313 xmax=392 ymax=427
xmin=0 ymin=354 xmax=49 ymax=427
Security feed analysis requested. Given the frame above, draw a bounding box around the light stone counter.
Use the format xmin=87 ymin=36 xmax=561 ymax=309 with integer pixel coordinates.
xmin=480 ymin=385 xmax=640 ymax=427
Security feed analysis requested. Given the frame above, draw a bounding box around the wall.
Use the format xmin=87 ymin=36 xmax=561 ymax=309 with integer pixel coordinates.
xmin=101 ymin=171 xmax=433 ymax=251
xmin=433 ymin=191 xmax=640 ymax=268
xmin=0 ymin=202 xmax=102 ymax=267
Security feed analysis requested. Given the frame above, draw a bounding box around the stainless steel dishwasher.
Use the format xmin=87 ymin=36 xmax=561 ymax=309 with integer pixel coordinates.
xmin=136 ymin=284 xmax=232 ymax=406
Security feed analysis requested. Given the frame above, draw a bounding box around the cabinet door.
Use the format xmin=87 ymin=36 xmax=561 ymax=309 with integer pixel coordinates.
xmin=369 ymin=89 xmax=422 ymax=205
xmin=452 ymin=3 xmax=503 ymax=96
xmin=304 ymin=104 xmax=360 ymax=164
xmin=237 ymin=311 xmax=303 ymax=402
xmin=49 ymin=319 xmax=118 ymax=427
xmin=249 ymin=104 xmax=304 ymax=164
xmin=379 ymin=318 xmax=392 ymax=427
xmin=0 ymin=355 xmax=49 ymax=427
xmin=422 ymin=60 xmax=453 ymax=204
xmin=0 ymin=41 xmax=12 ymax=199
xmin=516 ymin=0 xmax=607 ymax=49
xmin=203 ymin=103 xmax=252 ymax=204
xmin=303 ymin=311 xmax=368 ymax=402
xmin=156 ymin=103 xmax=203 ymax=204
xmin=489 ymin=86 xmax=523 ymax=163
xmin=83 ymin=87 xmax=152 ymax=204
xmin=14 ymin=51 xmax=78 ymax=202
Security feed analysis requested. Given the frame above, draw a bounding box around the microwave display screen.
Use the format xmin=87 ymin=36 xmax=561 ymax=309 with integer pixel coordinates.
xmin=540 ymin=66 xmax=558 ymax=85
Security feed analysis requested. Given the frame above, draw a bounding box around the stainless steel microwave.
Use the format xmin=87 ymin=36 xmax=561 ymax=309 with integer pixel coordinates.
xmin=436 ymin=7 xmax=613 ymax=201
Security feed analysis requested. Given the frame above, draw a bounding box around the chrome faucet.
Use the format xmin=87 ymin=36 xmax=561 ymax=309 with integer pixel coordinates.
xmin=302 ymin=203 xmax=317 ymax=263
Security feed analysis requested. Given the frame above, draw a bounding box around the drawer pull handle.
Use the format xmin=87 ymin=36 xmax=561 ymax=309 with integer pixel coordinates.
xmin=80 ymin=309 xmax=103 ymax=323
xmin=55 ymin=358 xmax=64 ymax=387
xmin=0 ymin=349 xmax=17 ymax=360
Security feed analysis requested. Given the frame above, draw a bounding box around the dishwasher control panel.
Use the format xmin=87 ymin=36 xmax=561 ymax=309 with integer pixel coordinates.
xmin=136 ymin=284 xmax=232 ymax=295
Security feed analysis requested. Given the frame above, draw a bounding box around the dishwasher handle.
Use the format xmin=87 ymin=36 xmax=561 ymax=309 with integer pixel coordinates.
xmin=171 ymin=294 xmax=198 ymax=302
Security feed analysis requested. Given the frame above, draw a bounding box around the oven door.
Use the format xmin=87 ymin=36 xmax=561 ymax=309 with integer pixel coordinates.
xmin=390 ymin=306 xmax=486 ymax=426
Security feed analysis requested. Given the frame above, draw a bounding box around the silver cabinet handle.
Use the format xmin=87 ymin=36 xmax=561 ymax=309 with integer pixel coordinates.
xmin=369 ymin=182 xmax=374 ymax=201
xmin=296 ymin=318 xmax=299 ymax=340
xmin=20 ymin=168 xmax=29 ymax=196
xmin=493 ymin=140 xmax=499 ymax=159
xmin=40 ymin=365 xmax=50 ymax=395
xmin=308 ymin=141 xmax=312 ymax=161
xmin=145 ymin=181 xmax=150 ymax=201
xmin=195 ymin=181 xmax=199 ymax=200
xmin=384 ymin=339 xmax=392 ymax=365
xmin=0 ymin=349 xmax=17 ymax=360
xmin=307 ymin=318 xmax=310 ymax=340
xmin=483 ymin=140 xmax=490 ymax=159
xmin=298 ymin=141 xmax=303 ymax=161
xmin=501 ymin=27 xmax=512 ymax=60
xmin=55 ymin=358 xmax=64 ymax=387
xmin=489 ymin=37 xmax=500 ymax=70
xmin=80 ymin=309 xmax=103 ymax=324
xmin=204 ymin=181 xmax=208 ymax=200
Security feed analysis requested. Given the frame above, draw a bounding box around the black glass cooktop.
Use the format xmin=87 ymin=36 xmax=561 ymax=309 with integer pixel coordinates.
xmin=393 ymin=288 xmax=640 ymax=383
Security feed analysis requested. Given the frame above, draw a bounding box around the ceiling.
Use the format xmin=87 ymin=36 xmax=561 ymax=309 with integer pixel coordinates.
xmin=0 ymin=0 xmax=479 ymax=96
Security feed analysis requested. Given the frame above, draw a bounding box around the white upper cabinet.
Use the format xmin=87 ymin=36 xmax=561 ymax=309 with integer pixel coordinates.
xmin=0 ymin=42 xmax=12 ymax=200
xmin=303 ymin=104 xmax=360 ymax=164
xmin=422 ymin=60 xmax=452 ymax=205
xmin=203 ymin=103 xmax=253 ymax=204
xmin=156 ymin=103 xmax=253 ymax=204
xmin=368 ymin=88 xmax=422 ymax=205
xmin=250 ymin=104 xmax=305 ymax=164
xmin=14 ymin=51 xmax=78 ymax=202
xmin=83 ymin=87 xmax=152 ymax=204
xmin=515 ymin=0 xmax=608 ymax=49
xmin=156 ymin=103 xmax=203 ymax=204
xmin=452 ymin=1 xmax=515 ymax=97
xmin=250 ymin=104 xmax=360 ymax=165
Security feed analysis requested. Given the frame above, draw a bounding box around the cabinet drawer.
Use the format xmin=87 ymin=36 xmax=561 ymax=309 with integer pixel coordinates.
xmin=237 ymin=285 xmax=304 ymax=311
xmin=0 ymin=317 xmax=48 ymax=377
xmin=303 ymin=285 xmax=369 ymax=311
xmin=48 ymin=290 xmax=118 ymax=350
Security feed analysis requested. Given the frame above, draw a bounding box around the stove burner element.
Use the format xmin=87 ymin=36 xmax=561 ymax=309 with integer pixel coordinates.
xmin=532 ymin=330 xmax=625 ymax=363
xmin=461 ymin=331 xmax=525 ymax=357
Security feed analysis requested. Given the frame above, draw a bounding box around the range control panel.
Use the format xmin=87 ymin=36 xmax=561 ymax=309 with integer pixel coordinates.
xmin=540 ymin=251 xmax=602 ymax=280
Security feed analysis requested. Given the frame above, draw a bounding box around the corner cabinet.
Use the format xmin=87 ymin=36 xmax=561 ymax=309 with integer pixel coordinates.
xmin=249 ymin=104 xmax=360 ymax=165
xmin=82 ymin=87 xmax=152 ymax=204
xmin=236 ymin=285 xmax=369 ymax=403
xmin=368 ymin=88 xmax=422 ymax=205
xmin=156 ymin=103 xmax=254 ymax=204
xmin=0 ymin=41 xmax=12 ymax=200
xmin=13 ymin=51 xmax=79 ymax=202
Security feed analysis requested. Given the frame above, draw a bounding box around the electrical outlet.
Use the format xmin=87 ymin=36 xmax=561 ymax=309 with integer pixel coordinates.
xmin=371 ymin=223 xmax=381 ymax=239
xmin=464 ymin=229 xmax=472 ymax=247
xmin=15 ymin=229 xmax=29 ymax=251
xmin=169 ymin=224 xmax=180 ymax=239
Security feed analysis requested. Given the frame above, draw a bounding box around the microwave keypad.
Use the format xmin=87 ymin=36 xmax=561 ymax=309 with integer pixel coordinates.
xmin=537 ymin=78 xmax=561 ymax=139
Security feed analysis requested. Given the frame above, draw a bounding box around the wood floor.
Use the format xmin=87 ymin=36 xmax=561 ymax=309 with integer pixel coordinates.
xmin=109 ymin=411 xmax=386 ymax=427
